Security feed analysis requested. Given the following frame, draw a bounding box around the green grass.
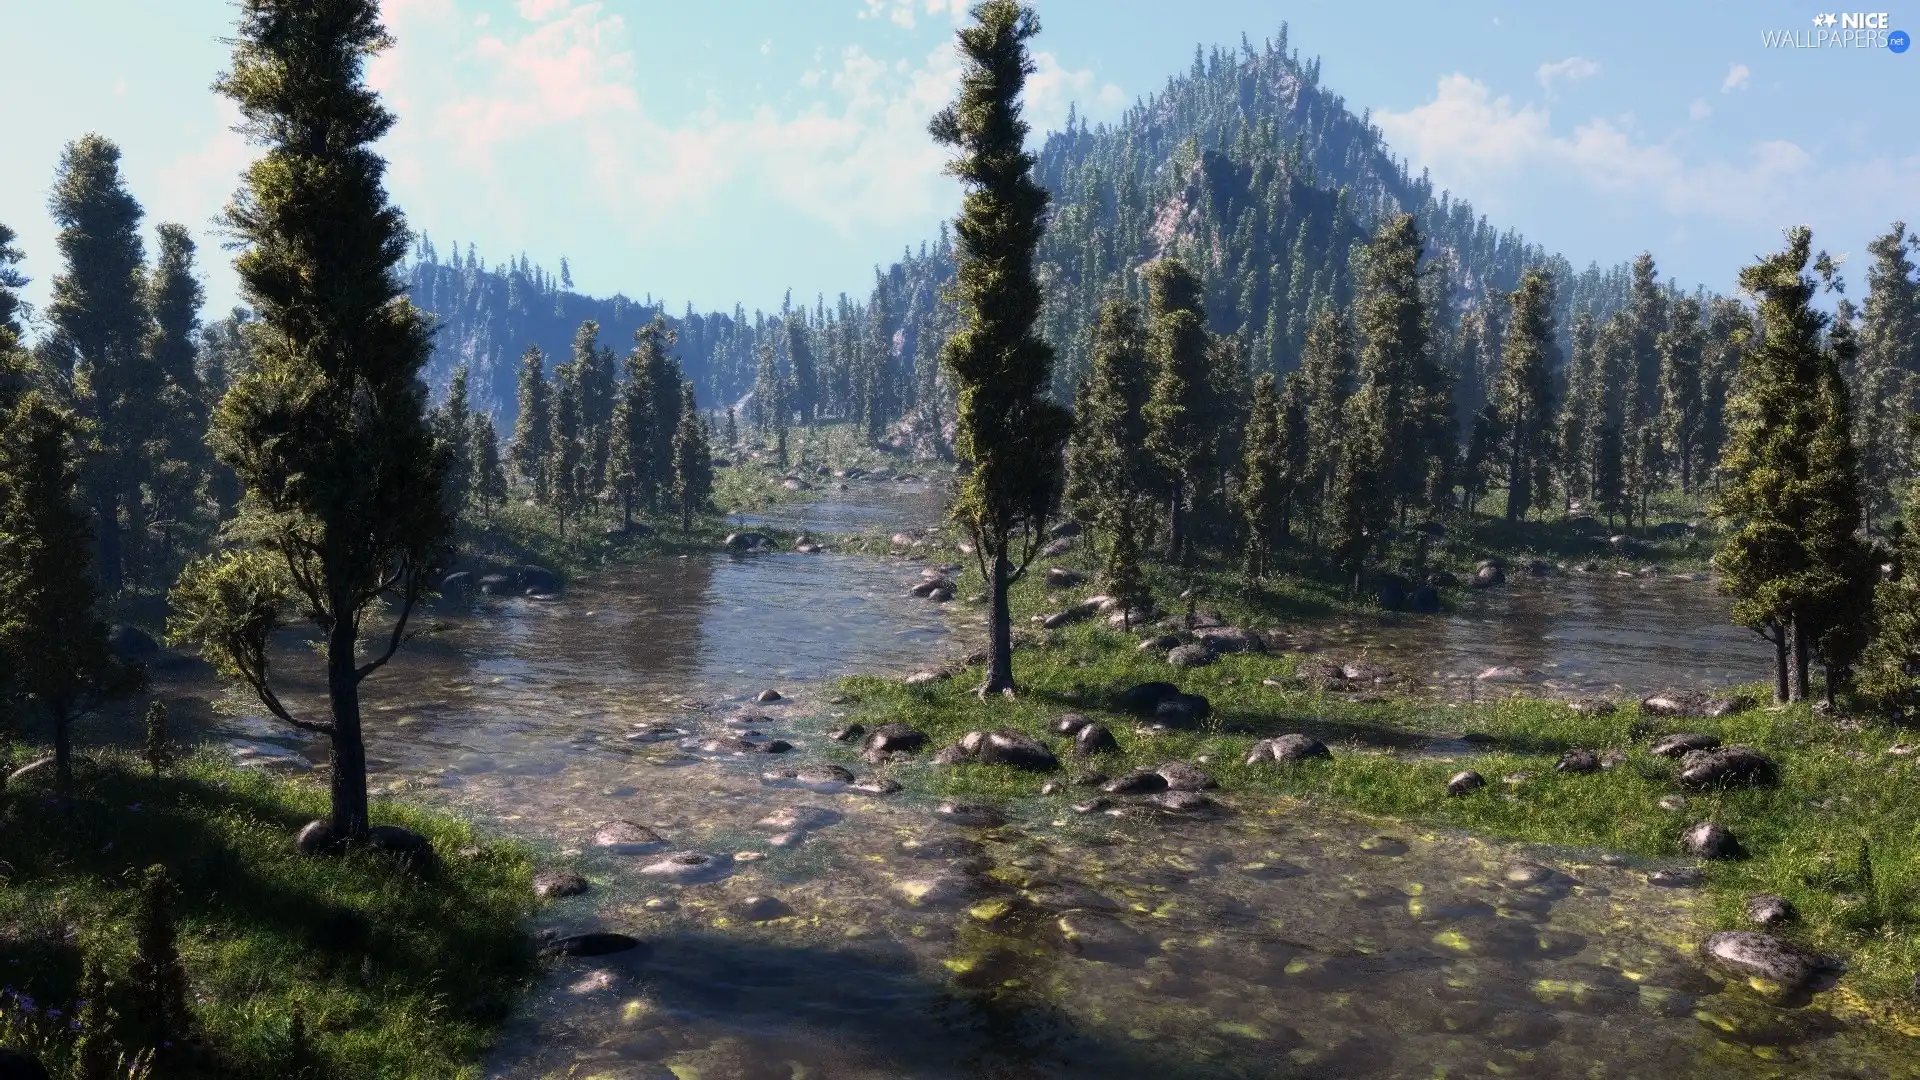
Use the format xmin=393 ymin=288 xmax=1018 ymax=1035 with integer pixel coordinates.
xmin=0 ymin=748 xmax=535 ymax=1078
xmin=833 ymin=603 xmax=1920 ymax=1028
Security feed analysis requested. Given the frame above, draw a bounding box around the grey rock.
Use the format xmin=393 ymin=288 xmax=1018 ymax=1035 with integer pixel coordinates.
xmin=1152 ymin=692 xmax=1211 ymax=728
xmin=1446 ymin=770 xmax=1486 ymax=796
xmin=1136 ymin=634 xmax=1181 ymax=652
xmin=1048 ymin=519 xmax=1083 ymax=539
xmin=1700 ymin=931 xmax=1837 ymax=994
xmin=932 ymin=743 xmax=972 ymax=766
xmin=1340 ymin=660 xmax=1394 ymax=683
xmin=1678 ymin=745 xmax=1774 ymax=788
xmin=1681 ymin=821 xmax=1742 ymax=859
xmin=637 ymin=852 xmax=732 ymax=883
xmin=731 ymin=895 xmax=792 ymax=922
xmin=1641 ymin=690 xmax=1711 ymax=717
xmin=936 ymin=802 xmax=1003 ymax=827
xmin=1649 ymin=867 xmax=1705 ymax=888
xmin=862 ymin=723 xmax=927 ymax=761
xmin=534 ymin=870 xmax=590 ymax=899
xmin=593 ymin=821 xmax=669 ymax=854
xmin=723 ymin=531 xmax=777 ymax=552
xmin=1042 ymin=600 xmax=1101 ymax=628
xmin=1040 ymin=537 xmax=1075 ymax=558
xmin=367 ymin=825 xmax=435 ymax=869
xmin=1073 ymin=722 xmax=1119 ymax=756
xmin=1149 ymin=790 xmax=1212 ymax=812
xmin=1112 ymin=681 xmax=1181 ymax=715
xmin=756 ymin=688 xmax=783 ymax=703
xmin=1555 ymin=749 xmax=1602 ymax=774
xmin=828 ymin=723 xmax=866 ymax=743
xmin=1044 ymin=567 xmax=1086 ymax=588
xmin=1650 ymin=733 xmax=1721 ymax=757
xmin=1052 ymin=713 xmax=1093 ymax=735
xmin=294 ymin=818 xmax=340 ymax=856
xmin=1195 ymin=627 xmax=1265 ymax=654
xmin=1704 ymin=694 xmax=1755 ymax=718
xmin=1745 ymin=894 xmax=1796 ymax=926
xmin=1102 ymin=769 xmax=1170 ymax=795
xmin=1072 ymin=798 xmax=1113 ymax=814
xmin=1471 ymin=565 xmax=1506 ymax=588
xmin=520 ymin=565 xmax=563 ymax=593
xmin=477 ymin=572 xmax=517 ymax=596
xmin=1167 ymin=643 xmax=1215 ymax=668
xmin=849 ymin=778 xmax=903 ymax=795
xmin=1247 ymin=734 xmax=1331 ymax=765
xmin=1155 ymin=761 xmax=1215 ymax=791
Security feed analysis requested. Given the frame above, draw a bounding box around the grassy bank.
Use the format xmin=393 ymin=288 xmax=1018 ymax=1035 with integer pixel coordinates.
xmin=832 ymin=544 xmax=1920 ymax=1024
xmin=0 ymin=748 xmax=535 ymax=1078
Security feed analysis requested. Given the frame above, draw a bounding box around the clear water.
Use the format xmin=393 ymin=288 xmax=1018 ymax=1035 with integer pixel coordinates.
xmin=161 ymin=492 xmax=1915 ymax=1078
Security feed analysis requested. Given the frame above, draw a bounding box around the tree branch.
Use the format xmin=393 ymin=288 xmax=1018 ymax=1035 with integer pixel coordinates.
xmin=356 ymin=569 xmax=423 ymax=682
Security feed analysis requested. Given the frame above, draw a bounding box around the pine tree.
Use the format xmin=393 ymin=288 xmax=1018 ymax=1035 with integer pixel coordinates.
xmin=569 ymin=320 xmax=617 ymax=495
xmin=930 ymin=0 xmax=1073 ymax=695
xmin=1351 ymin=214 xmax=1431 ymax=519
xmin=169 ymin=0 xmax=451 ymax=842
xmin=1103 ymin=499 xmax=1150 ymax=629
xmin=470 ymin=413 xmax=508 ymax=521
xmin=1141 ymin=258 xmax=1213 ymax=559
xmin=129 ymin=865 xmax=191 ymax=1055
xmin=434 ymin=364 xmax=475 ymax=515
xmin=723 ymin=405 xmax=739 ymax=450
xmin=1494 ymin=270 xmax=1556 ymax=522
xmin=671 ymin=382 xmax=713 ymax=532
xmin=512 ymin=346 xmax=552 ymax=502
xmin=0 ymin=379 xmax=136 ymax=804
xmin=1659 ymin=297 xmax=1706 ymax=493
xmin=787 ymin=313 xmax=818 ymax=424
xmin=1297 ymin=308 xmax=1356 ymax=543
xmin=752 ymin=338 xmax=781 ymax=434
xmin=1860 ymin=477 xmax=1920 ymax=713
xmin=1557 ymin=310 xmax=1601 ymax=510
xmin=1594 ymin=423 xmax=1626 ymax=527
xmin=1623 ymin=252 xmax=1668 ymax=439
xmin=1855 ymin=222 xmax=1920 ymax=524
xmin=548 ymin=348 xmax=588 ymax=532
xmin=46 ymin=134 xmax=152 ymax=595
xmin=1714 ymin=227 xmax=1872 ymax=702
xmin=143 ymin=222 xmax=212 ymax=577
xmin=144 ymin=700 xmax=170 ymax=772
xmin=1328 ymin=383 xmax=1390 ymax=596
xmin=1239 ymin=373 xmax=1288 ymax=578
xmin=1061 ymin=299 xmax=1149 ymax=547
xmin=0 ymin=222 xmax=26 ymax=338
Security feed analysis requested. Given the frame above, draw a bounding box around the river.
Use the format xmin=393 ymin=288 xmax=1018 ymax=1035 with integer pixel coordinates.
xmin=174 ymin=481 xmax=1912 ymax=1079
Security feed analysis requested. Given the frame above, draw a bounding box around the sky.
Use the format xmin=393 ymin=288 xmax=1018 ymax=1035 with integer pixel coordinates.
xmin=2 ymin=0 xmax=1915 ymax=326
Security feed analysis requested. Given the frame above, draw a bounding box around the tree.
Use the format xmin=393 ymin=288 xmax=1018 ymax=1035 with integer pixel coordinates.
xmin=787 ymin=313 xmax=818 ymax=423
xmin=0 ymin=222 xmax=26 ymax=337
xmin=169 ymin=0 xmax=452 ymax=842
xmin=128 ymin=865 xmax=191 ymax=1056
xmin=1658 ymin=297 xmax=1706 ymax=493
xmin=1328 ymin=383 xmax=1390 ymax=596
xmin=470 ymin=412 xmax=508 ymax=521
xmin=547 ymin=346 xmax=589 ymax=532
xmin=143 ymin=222 xmax=213 ymax=577
xmin=512 ymin=345 xmax=552 ymax=502
xmin=1062 ymin=299 xmax=1149 ymax=548
xmin=1860 ymin=477 xmax=1920 ymax=713
xmin=433 ymin=364 xmax=475 ymax=514
xmin=1140 ymin=258 xmax=1213 ymax=559
xmin=1557 ymin=310 xmax=1600 ymax=511
xmin=1593 ymin=424 xmax=1626 ymax=527
xmin=45 ymin=134 xmax=153 ymax=595
xmin=1714 ymin=227 xmax=1872 ymax=703
xmin=1855 ymin=222 xmax=1920 ymax=524
xmin=1351 ymin=214 xmax=1431 ymax=520
xmin=1103 ymin=500 xmax=1150 ymax=630
xmin=1494 ymin=270 xmax=1557 ymax=522
xmin=1297 ymin=308 xmax=1356 ymax=543
xmin=0 ymin=379 xmax=138 ymax=804
xmin=671 ymin=382 xmax=713 ymax=531
xmin=1239 ymin=373 xmax=1288 ymax=578
xmin=929 ymin=0 xmax=1073 ymax=696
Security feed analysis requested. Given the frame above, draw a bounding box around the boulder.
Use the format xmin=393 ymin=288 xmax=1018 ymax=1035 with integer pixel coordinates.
xmin=520 ymin=565 xmax=563 ymax=594
xmin=1681 ymin=821 xmax=1741 ymax=859
xmin=107 ymin=624 xmax=160 ymax=659
xmin=1072 ymin=723 xmax=1118 ymax=756
xmin=1246 ymin=734 xmax=1330 ymax=765
xmin=1471 ymin=565 xmax=1506 ymax=588
xmin=1102 ymin=770 xmax=1169 ymax=795
xmin=1136 ymin=633 xmax=1181 ymax=652
xmin=1555 ymin=749 xmax=1602 ymax=774
xmin=294 ymin=818 xmax=340 ymax=856
xmin=1042 ymin=600 xmax=1102 ymax=629
xmin=1678 ymin=746 xmax=1774 ymax=789
xmin=936 ymin=802 xmax=1003 ymax=827
xmin=478 ymin=572 xmax=518 ymax=596
xmin=1649 ymin=733 xmax=1721 ymax=758
xmin=828 ymin=722 xmax=866 ymax=743
xmin=0 ymin=1049 xmax=50 ymax=1080
xmin=1047 ymin=519 xmax=1083 ymax=539
xmin=862 ymin=723 xmax=927 ymax=762
xmin=1195 ymin=627 xmax=1264 ymax=654
xmin=1155 ymin=761 xmax=1215 ymax=791
xmin=724 ymin=532 xmax=777 ymax=552
xmin=1149 ymin=790 xmax=1213 ymax=812
xmin=755 ymin=688 xmax=784 ymax=703
xmin=1039 ymin=537 xmax=1075 ymax=558
xmin=1641 ymin=690 xmax=1710 ymax=717
xmin=1745 ymin=894 xmax=1797 ymax=927
xmin=1112 ymin=681 xmax=1181 ymax=715
xmin=1152 ymin=693 xmax=1211 ymax=728
xmin=976 ymin=729 xmax=1059 ymax=771
xmin=593 ymin=821 xmax=668 ymax=854
xmin=1340 ymin=660 xmax=1394 ymax=683
xmin=440 ymin=571 xmax=475 ymax=595
xmin=367 ymin=825 xmax=435 ymax=870
xmin=546 ymin=932 xmax=642 ymax=957
xmin=1446 ymin=770 xmax=1486 ymax=796
xmin=1167 ymin=643 xmax=1214 ymax=668
xmin=1052 ymin=714 xmax=1094 ymax=735
xmin=1525 ymin=559 xmax=1555 ymax=577
xmin=1700 ymin=931 xmax=1837 ymax=995
xmin=1704 ymin=695 xmax=1755 ymax=718
xmin=1044 ymin=567 xmax=1086 ymax=588
xmin=534 ymin=870 xmax=591 ymax=899
xmin=637 ymin=852 xmax=732 ymax=883
xmin=1409 ymin=585 xmax=1441 ymax=613
xmin=1428 ymin=570 xmax=1460 ymax=587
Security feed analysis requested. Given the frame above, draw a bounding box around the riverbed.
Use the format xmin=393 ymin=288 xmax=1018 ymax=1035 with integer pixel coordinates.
xmin=172 ymin=485 xmax=1914 ymax=1079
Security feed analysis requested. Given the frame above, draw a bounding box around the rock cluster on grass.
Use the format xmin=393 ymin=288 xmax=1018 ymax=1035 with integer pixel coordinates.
xmin=932 ymin=729 xmax=1059 ymax=771
xmin=1640 ymin=690 xmax=1754 ymax=718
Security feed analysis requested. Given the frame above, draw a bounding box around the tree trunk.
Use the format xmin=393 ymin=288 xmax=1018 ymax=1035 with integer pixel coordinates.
xmin=52 ymin=702 xmax=73 ymax=809
xmin=1790 ymin=620 xmax=1810 ymax=703
xmin=622 ymin=490 xmax=632 ymax=532
xmin=1506 ymin=443 xmax=1526 ymax=522
xmin=326 ymin=611 xmax=372 ymax=840
xmin=1166 ymin=480 xmax=1186 ymax=562
xmin=1771 ymin=622 xmax=1789 ymax=704
xmin=95 ymin=491 xmax=123 ymax=595
xmin=981 ymin=548 xmax=1014 ymax=696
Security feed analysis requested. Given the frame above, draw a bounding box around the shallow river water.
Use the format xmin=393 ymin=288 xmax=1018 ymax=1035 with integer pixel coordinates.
xmin=176 ymin=486 xmax=1914 ymax=1079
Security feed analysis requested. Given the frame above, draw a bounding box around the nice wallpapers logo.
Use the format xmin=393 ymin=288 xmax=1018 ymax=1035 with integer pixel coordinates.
xmin=1762 ymin=12 xmax=1911 ymax=50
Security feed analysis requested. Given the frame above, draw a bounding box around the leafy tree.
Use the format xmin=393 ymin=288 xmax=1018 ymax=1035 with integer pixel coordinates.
xmin=1494 ymin=269 xmax=1556 ymax=521
xmin=512 ymin=345 xmax=552 ymax=502
xmin=1140 ymin=258 xmax=1213 ymax=559
xmin=671 ymin=381 xmax=713 ymax=531
xmin=169 ymin=0 xmax=452 ymax=842
xmin=929 ymin=0 xmax=1072 ymax=695
xmin=0 ymin=378 xmax=138 ymax=804
xmin=45 ymin=134 xmax=152 ymax=595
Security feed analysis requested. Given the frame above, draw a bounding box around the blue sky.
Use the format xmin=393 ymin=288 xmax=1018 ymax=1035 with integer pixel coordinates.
xmin=2 ymin=0 xmax=1914 ymax=323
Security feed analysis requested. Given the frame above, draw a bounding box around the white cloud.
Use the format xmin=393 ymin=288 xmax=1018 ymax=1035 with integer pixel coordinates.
xmin=1535 ymin=56 xmax=1599 ymax=98
xmin=1026 ymin=51 xmax=1125 ymax=132
xmin=859 ymin=0 xmax=965 ymax=30
xmin=1376 ymin=74 xmax=1820 ymax=222
xmin=1689 ymin=97 xmax=1712 ymax=121
xmin=1722 ymin=63 xmax=1751 ymax=92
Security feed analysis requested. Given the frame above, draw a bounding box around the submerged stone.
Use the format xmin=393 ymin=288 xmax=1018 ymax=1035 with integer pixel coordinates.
xmin=755 ymin=805 xmax=838 ymax=832
xmin=545 ymin=931 xmax=642 ymax=957
xmin=593 ymin=821 xmax=668 ymax=854
xmin=1649 ymin=867 xmax=1704 ymax=888
xmin=638 ymin=852 xmax=732 ymax=883
xmin=1148 ymin=790 xmax=1212 ymax=812
xmin=730 ymin=895 xmax=792 ymax=922
xmin=534 ymin=870 xmax=590 ymax=899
